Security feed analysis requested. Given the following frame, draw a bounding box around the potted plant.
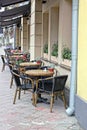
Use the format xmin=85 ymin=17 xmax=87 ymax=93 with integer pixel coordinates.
xmin=51 ymin=42 xmax=58 ymax=57
xmin=16 ymin=55 xmax=27 ymax=65
xmin=48 ymin=63 xmax=55 ymax=72
xmin=62 ymin=47 xmax=71 ymax=60
xmin=43 ymin=43 xmax=48 ymax=53
xmin=51 ymin=42 xmax=58 ymax=62
xmin=62 ymin=47 xmax=71 ymax=66
xmin=43 ymin=43 xmax=48 ymax=59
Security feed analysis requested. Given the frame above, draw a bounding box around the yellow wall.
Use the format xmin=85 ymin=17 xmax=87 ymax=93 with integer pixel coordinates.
xmin=77 ymin=0 xmax=87 ymax=100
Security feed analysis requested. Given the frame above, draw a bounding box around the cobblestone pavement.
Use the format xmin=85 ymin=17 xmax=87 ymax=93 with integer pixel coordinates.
xmin=0 ymin=47 xmax=83 ymax=130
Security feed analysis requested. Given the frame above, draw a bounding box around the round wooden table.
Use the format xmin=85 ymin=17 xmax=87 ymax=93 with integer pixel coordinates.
xmin=10 ymin=55 xmax=23 ymax=59
xmin=25 ymin=69 xmax=54 ymax=77
xmin=12 ymin=52 xmax=23 ymax=55
xmin=25 ymin=69 xmax=54 ymax=106
xmin=20 ymin=62 xmax=41 ymax=67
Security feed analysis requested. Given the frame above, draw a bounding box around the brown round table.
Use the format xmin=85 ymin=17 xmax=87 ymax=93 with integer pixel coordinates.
xmin=25 ymin=69 xmax=54 ymax=106
xmin=25 ymin=69 xmax=54 ymax=77
xmin=20 ymin=62 xmax=41 ymax=67
xmin=10 ymin=55 xmax=23 ymax=59
xmin=12 ymin=52 xmax=23 ymax=55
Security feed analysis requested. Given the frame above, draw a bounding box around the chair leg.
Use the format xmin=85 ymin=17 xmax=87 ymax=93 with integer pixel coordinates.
xmin=35 ymin=93 xmax=38 ymax=107
xmin=32 ymin=92 xmax=35 ymax=106
xmin=32 ymin=84 xmax=36 ymax=106
xmin=18 ymin=88 xmax=21 ymax=99
xmin=10 ymin=76 xmax=13 ymax=88
xmin=1 ymin=64 xmax=5 ymax=72
xmin=61 ymin=91 xmax=67 ymax=109
xmin=13 ymin=88 xmax=18 ymax=104
xmin=24 ymin=90 xmax=26 ymax=94
xmin=50 ymin=94 xmax=54 ymax=112
xmin=55 ymin=94 xmax=58 ymax=100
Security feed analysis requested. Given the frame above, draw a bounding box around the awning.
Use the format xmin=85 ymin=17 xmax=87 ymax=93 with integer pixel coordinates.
xmin=0 ymin=4 xmax=30 ymax=21
xmin=0 ymin=0 xmax=29 ymax=7
xmin=0 ymin=1 xmax=30 ymax=27
xmin=0 ymin=18 xmax=21 ymax=27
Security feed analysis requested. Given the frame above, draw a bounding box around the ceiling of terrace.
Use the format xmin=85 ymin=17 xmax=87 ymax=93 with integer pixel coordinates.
xmin=0 ymin=0 xmax=30 ymax=27
xmin=0 ymin=17 xmax=21 ymax=27
xmin=0 ymin=0 xmax=29 ymax=7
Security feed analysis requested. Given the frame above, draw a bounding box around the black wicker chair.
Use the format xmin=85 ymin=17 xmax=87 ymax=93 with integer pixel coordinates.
xmin=38 ymin=75 xmax=68 ymax=112
xmin=8 ymin=63 xmax=14 ymax=88
xmin=12 ymin=69 xmax=33 ymax=104
xmin=1 ymin=55 xmax=8 ymax=72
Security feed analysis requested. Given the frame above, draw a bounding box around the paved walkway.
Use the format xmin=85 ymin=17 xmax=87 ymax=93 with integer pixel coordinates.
xmin=0 ymin=46 xmax=83 ymax=130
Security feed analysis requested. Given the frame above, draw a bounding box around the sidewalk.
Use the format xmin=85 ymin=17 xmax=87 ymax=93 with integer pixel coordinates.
xmin=0 ymin=46 xmax=83 ymax=130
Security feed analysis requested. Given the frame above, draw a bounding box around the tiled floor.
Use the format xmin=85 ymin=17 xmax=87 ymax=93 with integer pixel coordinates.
xmin=0 ymin=46 xmax=83 ymax=130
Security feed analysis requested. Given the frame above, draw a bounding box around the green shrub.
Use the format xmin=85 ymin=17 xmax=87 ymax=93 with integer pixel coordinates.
xmin=43 ymin=43 xmax=48 ymax=53
xmin=62 ymin=47 xmax=71 ymax=60
xmin=51 ymin=43 xmax=58 ymax=57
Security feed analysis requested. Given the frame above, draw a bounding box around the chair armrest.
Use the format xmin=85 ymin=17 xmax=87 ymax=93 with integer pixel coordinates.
xmin=38 ymin=76 xmax=54 ymax=82
xmin=12 ymin=70 xmax=20 ymax=77
xmin=22 ymin=76 xmax=34 ymax=83
xmin=19 ymin=73 xmax=33 ymax=81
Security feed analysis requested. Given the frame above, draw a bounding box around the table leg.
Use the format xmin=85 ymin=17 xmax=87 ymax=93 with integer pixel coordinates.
xmin=37 ymin=93 xmax=49 ymax=104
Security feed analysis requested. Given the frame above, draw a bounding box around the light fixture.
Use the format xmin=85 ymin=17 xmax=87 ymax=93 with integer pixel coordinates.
xmin=19 ymin=24 xmax=22 ymax=31
xmin=27 ymin=17 xmax=30 ymax=25
xmin=42 ymin=0 xmax=47 ymax=4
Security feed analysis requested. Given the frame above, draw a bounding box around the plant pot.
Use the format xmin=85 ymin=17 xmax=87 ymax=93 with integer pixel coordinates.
xmin=48 ymin=68 xmax=54 ymax=72
xmin=62 ymin=59 xmax=71 ymax=67
xmin=44 ymin=53 xmax=48 ymax=59
xmin=37 ymin=61 xmax=41 ymax=64
xmin=51 ymin=56 xmax=58 ymax=62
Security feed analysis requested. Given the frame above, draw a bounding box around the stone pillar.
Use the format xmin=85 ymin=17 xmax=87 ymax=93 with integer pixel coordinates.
xmin=48 ymin=8 xmax=52 ymax=61
xmin=30 ymin=0 xmax=42 ymax=60
xmin=16 ymin=27 xmax=20 ymax=47
xmin=5 ymin=28 xmax=9 ymax=45
xmin=58 ymin=0 xmax=72 ymax=64
xmin=19 ymin=28 xmax=21 ymax=47
xmin=21 ymin=17 xmax=28 ymax=52
xmin=27 ymin=20 xmax=30 ymax=52
xmin=42 ymin=13 xmax=48 ymax=56
xmin=14 ymin=25 xmax=16 ymax=49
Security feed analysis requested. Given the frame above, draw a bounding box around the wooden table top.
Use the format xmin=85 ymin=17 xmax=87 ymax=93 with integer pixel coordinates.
xmin=10 ymin=55 xmax=23 ymax=58
xmin=25 ymin=69 xmax=54 ymax=77
xmin=20 ymin=62 xmax=41 ymax=67
xmin=12 ymin=52 xmax=23 ymax=55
